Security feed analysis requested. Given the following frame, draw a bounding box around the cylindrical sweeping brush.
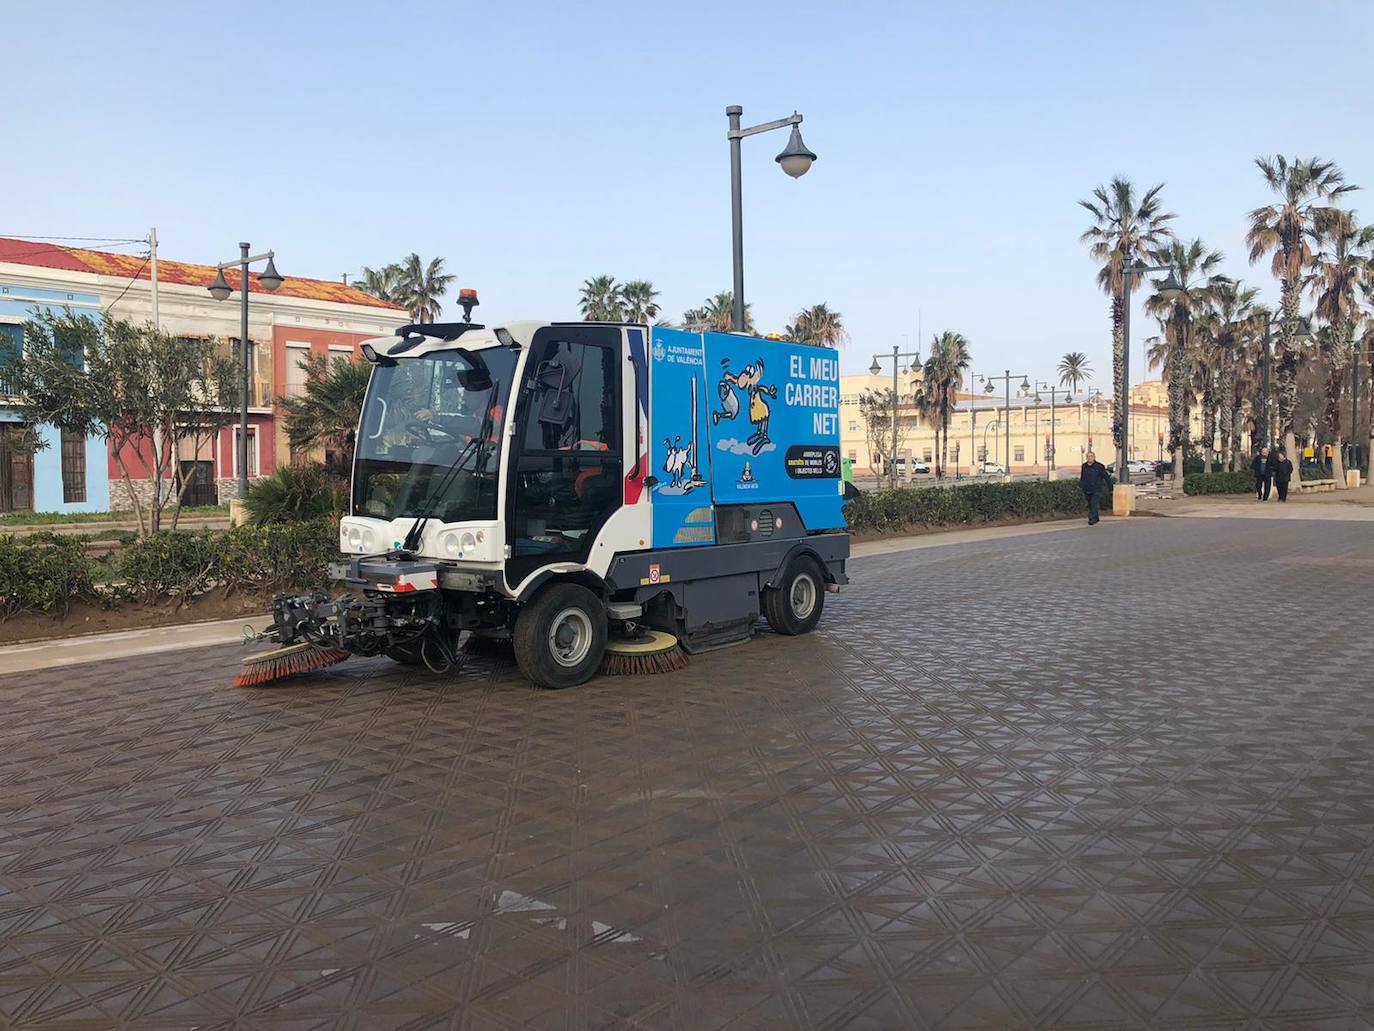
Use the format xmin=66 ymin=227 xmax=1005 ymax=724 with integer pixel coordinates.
xmin=461 ymin=633 xmax=515 ymax=656
xmin=599 ymin=629 xmax=688 ymax=677
xmin=233 ymin=641 xmax=352 ymax=688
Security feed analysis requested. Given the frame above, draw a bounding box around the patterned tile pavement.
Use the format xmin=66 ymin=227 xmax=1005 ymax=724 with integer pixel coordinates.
xmin=3 ymin=517 xmax=1374 ymax=1029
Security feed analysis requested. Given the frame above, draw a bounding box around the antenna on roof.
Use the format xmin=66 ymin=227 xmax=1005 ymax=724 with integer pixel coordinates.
xmin=341 ymin=273 xmax=349 ymax=286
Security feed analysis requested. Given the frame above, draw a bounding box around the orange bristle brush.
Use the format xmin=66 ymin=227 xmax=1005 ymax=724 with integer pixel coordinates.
xmin=233 ymin=642 xmax=352 ymax=688
xmin=598 ymin=629 xmax=688 ymax=677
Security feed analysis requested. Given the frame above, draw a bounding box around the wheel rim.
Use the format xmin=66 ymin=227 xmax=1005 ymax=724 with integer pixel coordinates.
xmin=790 ymin=573 xmax=817 ymax=620
xmin=548 ymin=607 xmax=593 ymax=667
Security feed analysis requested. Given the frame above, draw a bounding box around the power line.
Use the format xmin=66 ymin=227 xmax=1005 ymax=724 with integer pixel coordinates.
xmin=103 ymin=253 xmax=153 ymax=314
xmin=0 ymin=240 xmax=150 ymax=264
xmin=0 ymin=234 xmax=146 ymax=244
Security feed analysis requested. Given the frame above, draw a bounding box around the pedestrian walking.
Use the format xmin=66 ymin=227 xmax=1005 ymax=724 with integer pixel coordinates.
xmin=1079 ymin=450 xmax=1110 ymax=525
xmin=1252 ymin=446 xmax=1273 ymax=501
xmin=1272 ymin=449 xmax=1294 ymax=502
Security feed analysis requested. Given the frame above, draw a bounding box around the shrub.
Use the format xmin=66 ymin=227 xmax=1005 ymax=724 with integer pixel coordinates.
xmin=844 ymin=480 xmax=1088 ymax=533
xmin=0 ymin=532 xmax=99 ymax=619
xmin=115 ymin=530 xmax=221 ymax=602
xmin=244 ymin=464 xmax=347 ymax=525
xmin=1182 ymin=471 xmax=1255 ymax=495
xmin=1299 ymin=466 xmax=1329 ymax=482
xmin=214 ymin=520 xmax=339 ymax=595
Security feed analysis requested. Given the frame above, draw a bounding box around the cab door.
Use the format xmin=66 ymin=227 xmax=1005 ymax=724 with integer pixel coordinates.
xmin=504 ymin=326 xmax=623 ymax=591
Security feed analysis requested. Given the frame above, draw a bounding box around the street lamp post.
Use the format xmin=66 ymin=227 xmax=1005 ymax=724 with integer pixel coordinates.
xmin=976 ymin=370 xmax=1030 ymax=477
xmin=726 ymin=105 xmax=816 ymax=332
xmin=982 ymin=420 xmax=1000 ymax=469
xmin=869 ymin=345 xmax=922 ymax=484
xmin=208 ymin=243 xmax=284 ymax=498
xmin=1259 ymin=314 xmax=1311 ymax=451
xmin=1034 ymin=381 xmax=1073 ymax=478
xmin=1120 ymin=262 xmax=1180 ymax=483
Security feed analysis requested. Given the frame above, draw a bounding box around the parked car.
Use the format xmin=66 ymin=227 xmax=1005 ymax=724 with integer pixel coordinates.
xmin=889 ymin=457 xmax=932 ymax=477
xmin=980 ymin=462 xmax=1007 ymax=475
xmin=1106 ymin=460 xmax=1153 ymax=477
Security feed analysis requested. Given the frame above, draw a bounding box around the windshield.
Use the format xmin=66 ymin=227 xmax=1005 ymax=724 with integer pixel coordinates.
xmin=353 ymin=347 xmax=517 ymax=523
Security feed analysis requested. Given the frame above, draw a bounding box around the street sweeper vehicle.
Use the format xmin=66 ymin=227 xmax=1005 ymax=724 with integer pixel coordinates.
xmin=238 ymin=309 xmax=850 ymax=690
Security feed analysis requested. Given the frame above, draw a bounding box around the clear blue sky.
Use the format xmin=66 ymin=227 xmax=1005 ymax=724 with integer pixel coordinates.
xmin=6 ymin=1 xmax=1373 ymax=384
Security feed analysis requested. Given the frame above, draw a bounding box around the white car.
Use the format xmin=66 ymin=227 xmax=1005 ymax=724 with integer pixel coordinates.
xmin=980 ymin=462 xmax=1007 ymax=475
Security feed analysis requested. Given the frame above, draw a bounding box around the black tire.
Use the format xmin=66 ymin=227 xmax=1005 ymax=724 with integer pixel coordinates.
xmin=763 ymin=556 xmax=825 ymax=636
xmin=513 ymin=583 xmax=608 ymax=689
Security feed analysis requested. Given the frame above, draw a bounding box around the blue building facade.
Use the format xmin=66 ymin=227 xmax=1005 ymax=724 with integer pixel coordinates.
xmin=0 ymin=281 xmax=110 ymax=514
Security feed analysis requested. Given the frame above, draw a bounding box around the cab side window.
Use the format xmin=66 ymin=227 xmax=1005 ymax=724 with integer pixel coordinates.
xmin=509 ymin=331 xmax=622 ymax=567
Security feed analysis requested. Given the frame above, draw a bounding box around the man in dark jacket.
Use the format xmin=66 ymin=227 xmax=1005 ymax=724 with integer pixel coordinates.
xmin=1271 ymin=449 xmax=1294 ymax=501
xmin=1252 ymin=446 xmax=1272 ymax=501
xmin=1079 ymin=451 xmax=1110 ymax=525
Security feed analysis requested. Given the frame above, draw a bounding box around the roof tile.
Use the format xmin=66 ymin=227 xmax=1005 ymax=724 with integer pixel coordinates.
xmin=0 ymin=237 xmax=406 ymax=312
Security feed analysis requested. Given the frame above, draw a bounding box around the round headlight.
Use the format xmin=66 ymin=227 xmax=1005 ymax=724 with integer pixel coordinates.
xmin=443 ymin=533 xmax=460 ymax=557
xmin=348 ymin=526 xmax=362 ymax=548
xmin=460 ymin=531 xmax=477 ymax=552
xmin=362 ymin=529 xmax=377 ymax=552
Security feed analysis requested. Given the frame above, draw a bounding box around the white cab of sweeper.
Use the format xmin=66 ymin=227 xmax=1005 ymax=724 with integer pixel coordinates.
xmin=341 ymin=320 xmax=652 ymax=599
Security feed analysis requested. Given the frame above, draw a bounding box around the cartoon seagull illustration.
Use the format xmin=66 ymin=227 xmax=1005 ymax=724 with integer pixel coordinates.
xmin=713 ymin=358 xmax=740 ymax=425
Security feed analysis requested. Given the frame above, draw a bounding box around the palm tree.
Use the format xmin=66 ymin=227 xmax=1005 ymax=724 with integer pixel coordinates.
xmin=1057 ymin=352 xmax=1092 ymax=394
xmin=1144 ymin=238 xmax=1224 ymax=480
xmin=1079 ymin=178 xmax=1176 ymax=464
xmin=579 ymin=275 xmax=624 ymax=321
xmin=356 ymin=263 xmax=403 ymax=305
xmin=619 ymin=280 xmax=661 ymax=324
xmin=396 ymin=254 xmax=454 ymax=324
xmin=279 ymin=352 xmax=374 ymax=470
xmin=1309 ymin=209 xmax=1374 ymax=485
xmin=684 ymin=292 xmax=751 ymax=334
xmin=1246 ymin=155 xmax=1357 ymax=464
xmin=921 ymin=331 xmax=971 ymax=478
xmin=1203 ymin=279 xmax=1259 ymax=470
xmin=912 ymin=377 xmax=940 ymax=478
xmin=787 ymin=303 xmax=847 ymax=348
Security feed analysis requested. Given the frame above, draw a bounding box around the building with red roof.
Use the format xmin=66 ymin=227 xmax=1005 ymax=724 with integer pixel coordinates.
xmin=0 ymin=236 xmax=409 ymax=513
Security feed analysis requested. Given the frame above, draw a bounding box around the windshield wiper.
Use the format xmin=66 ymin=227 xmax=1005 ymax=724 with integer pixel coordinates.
xmin=399 ymin=383 xmax=500 ymax=555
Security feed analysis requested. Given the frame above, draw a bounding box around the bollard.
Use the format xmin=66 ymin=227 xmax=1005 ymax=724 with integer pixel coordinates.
xmin=1112 ymin=483 xmax=1136 ymax=516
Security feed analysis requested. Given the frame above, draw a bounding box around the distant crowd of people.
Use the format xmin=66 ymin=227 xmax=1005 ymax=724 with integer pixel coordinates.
xmin=1074 ymin=444 xmax=1299 ymax=526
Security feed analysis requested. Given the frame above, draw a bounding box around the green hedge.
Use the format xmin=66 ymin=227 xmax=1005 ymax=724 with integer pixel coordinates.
xmin=0 ymin=533 xmax=100 ymax=619
xmin=1183 ymin=471 xmax=1255 ymax=495
xmin=0 ymin=519 xmax=340 ymax=621
xmin=844 ymin=480 xmax=1090 ymax=533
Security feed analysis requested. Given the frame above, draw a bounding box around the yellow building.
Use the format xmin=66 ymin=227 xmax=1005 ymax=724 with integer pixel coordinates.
xmin=840 ymin=374 xmax=1198 ymax=478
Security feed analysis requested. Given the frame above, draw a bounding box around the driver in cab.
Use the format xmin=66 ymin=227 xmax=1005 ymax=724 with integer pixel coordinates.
xmin=410 ymin=387 xmax=503 ymax=451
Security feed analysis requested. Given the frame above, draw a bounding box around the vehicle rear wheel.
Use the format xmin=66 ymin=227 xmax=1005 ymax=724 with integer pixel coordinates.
xmin=762 ymin=556 xmax=825 ymax=636
xmin=514 ymin=583 xmax=608 ymax=689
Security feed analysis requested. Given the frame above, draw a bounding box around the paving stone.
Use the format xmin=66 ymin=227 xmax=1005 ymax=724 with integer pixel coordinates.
xmin=2 ymin=518 xmax=1373 ymax=1027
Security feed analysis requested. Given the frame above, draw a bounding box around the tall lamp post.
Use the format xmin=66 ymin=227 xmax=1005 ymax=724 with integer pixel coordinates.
xmin=726 ymin=105 xmax=817 ymax=331
xmin=1258 ymin=313 xmax=1311 ymax=451
xmin=207 ymin=243 xmax=284 ymax=498
xmin=1120 ymin=261 xmax=1181 ymax=483
xmin=1034 ymin=381 xmax=1073 ymax=477
xmin=982 ymin=420 xmax=1000 ymax=468
xmin=976 ymin=371 xmax=1030 ymax=477
xmin=869 ymin=344 xmax=922 ymax=483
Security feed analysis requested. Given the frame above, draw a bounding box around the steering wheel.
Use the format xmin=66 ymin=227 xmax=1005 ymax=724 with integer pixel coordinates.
xmin=406 ymin=420 xmax=460 ymax=444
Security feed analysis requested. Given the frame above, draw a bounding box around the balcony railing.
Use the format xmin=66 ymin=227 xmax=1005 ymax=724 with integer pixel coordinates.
xmin=187 ymin=378 xmax=275 ymax=410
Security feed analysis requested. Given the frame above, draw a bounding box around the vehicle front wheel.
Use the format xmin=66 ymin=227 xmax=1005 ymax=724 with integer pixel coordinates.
xmin=762 ymin=556 xmax=825 ymax=636
xmin=513 ymin=583 xmax=608 ymax=689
